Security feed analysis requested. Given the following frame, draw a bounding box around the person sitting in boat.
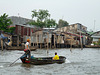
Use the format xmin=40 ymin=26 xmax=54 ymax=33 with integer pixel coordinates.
xmin=53 ymin=52 xmax=59 ymax=60
xmin=24 ymin=39 xmax=31 ymax=58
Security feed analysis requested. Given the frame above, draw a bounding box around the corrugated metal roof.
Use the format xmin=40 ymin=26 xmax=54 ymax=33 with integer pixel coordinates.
xmin=16 ymin=24 xmax=40 ymax=28
xmin=91 ymin=36 xmax=100 ymax=38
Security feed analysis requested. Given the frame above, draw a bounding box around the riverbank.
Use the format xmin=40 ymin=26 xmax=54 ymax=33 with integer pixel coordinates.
xmin=0 ymin=45 xmax=100 ymax=51
xmin=0 ymin=44 xmax=100 ymax=51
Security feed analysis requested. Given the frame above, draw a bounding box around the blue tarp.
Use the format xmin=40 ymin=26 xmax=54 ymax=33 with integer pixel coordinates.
xmin=0 ymin=34 xmax=7 ymax=39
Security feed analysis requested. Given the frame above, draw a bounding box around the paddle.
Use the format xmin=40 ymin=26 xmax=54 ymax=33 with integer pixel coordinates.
xmin=9 ymin=54 xmax=24 ymax=66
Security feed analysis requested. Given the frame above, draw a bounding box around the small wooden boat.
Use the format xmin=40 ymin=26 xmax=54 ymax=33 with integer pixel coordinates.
xmin=20 ymin=55 xmax=66 ymax=65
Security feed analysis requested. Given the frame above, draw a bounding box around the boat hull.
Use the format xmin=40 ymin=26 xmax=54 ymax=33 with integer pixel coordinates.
xmin=20 ymin=56 xmax=66 ymax=65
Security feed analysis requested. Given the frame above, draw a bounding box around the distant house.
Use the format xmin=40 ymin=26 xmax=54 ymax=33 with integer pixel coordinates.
xmin=54 ymin=23 xmax=88 ymax=45
xmin=8 ymin=16 xmax=33 ymax=27
xmin=55 ymin=23 xmax=87 ymax=33
xmin=12 ymin=24 xmax=41 ymax=46
xmin=91 ymin=31 xmax=100 ymax=45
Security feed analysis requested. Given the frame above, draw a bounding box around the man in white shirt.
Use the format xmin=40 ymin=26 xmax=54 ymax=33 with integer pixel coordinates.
xmin=24 ymin=39 xmax=31 ymax=58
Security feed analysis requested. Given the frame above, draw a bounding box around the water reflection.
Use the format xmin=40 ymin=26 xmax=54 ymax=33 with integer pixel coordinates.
xmin=21 ymin=64 xmax=34 ymax=68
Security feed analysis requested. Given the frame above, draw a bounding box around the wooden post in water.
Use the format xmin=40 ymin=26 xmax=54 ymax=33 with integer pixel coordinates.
xmin=54 ymin=34 xmax=56 ymax=48
xmin=36 ymin=33 xmax=38 ymax=48
xmin=1 ymin=38 xmax=3 ymax=51
xmin=29 ymin=36 xmax=31 ymax=46
xmin=59 ymin=34 xmax=61 ymax=48
xmin=40 ymin=34 xmax=42 ymax=49
xmin=58 ymin=34 xmax=61 ymax=48
xmin=70 ymin=36 xmax=72 ymax=53
xmin=10 ymin=35 xmax=12 ymax=47
xmin=47 ymin=32 xmax=49 ymax=53
xmin=17 ymin=35 xmax=19 ymax=46
xmin=80 ymin=31 xmax=83 ymax=50
xmin=50 ymin=38 xmax=51 ymax=49
xmin=32 ymin=34 xmax=34 ymax=47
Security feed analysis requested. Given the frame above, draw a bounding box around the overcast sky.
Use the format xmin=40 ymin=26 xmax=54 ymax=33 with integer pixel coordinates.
xmin=0 ymin=0 xmax=100 ymax=31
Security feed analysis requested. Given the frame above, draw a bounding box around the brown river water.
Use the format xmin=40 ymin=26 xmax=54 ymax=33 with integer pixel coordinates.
xmin=0 ymin=48 xmax=100 ymax=75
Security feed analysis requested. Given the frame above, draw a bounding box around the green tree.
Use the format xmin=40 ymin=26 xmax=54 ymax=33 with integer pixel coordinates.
xmin=32 ymin=9 xmax=50 ymax=22
xmin=31 ymin=9 xmax=38 ymax=19
xmin=31 ymin=9 xmax=56 ymax=28
xmin=57 ymin=19 xmax=69 ymax=28
xmin=38 ymin=9 xmax=50 ymax=22
xmin=0 ymin=13 xmax=12 ymax=32
xmin=44 ymin=19 xmax=57 ymax=27
xmin=9 ymin=27 xmax=16 ymax=34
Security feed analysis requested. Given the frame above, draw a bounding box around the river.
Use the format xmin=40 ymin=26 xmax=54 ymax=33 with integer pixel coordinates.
xmin=0 ymin=48 xmax=100 ymax=75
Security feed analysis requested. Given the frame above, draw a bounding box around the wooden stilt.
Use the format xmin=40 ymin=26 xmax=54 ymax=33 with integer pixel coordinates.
xmin=1 ymin=39 xmax=3 ymax=51
xmin=70 ymin=36 xmax=72 ymax=53
xmin=40 ymin=34 xmax=43 ymax=49
xmin=54 ymin=34 xmax=55 ymax=48
xmin=36 ymin=33 xmax=38 ymax=48
xmin=29 ymin=36 xmax=31 ymax=46
xmin=10 ymin=35 xmax=12 ymax=47
xmin=47 ymin=33 xmax=49 ymax=54
xmin=80 ymin=31 xmax=83 ymax=50
xmin=50 ymin=38 xmax=51 ymax=49
xmin=17 ymin=35 xmax=19 ymax=46
xmin=58 ymin=34 xmax=60 ymax=48
xmin=33 ymin=34 xmax=34 ymax=47
xmin=59 ymin=34 xmax=61 ymax=48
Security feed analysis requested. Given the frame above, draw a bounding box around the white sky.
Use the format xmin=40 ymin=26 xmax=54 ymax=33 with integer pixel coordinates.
xmin=0 ymin=0 xmax=100 ymax=31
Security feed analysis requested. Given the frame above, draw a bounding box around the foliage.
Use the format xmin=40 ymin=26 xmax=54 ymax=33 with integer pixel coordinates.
xmin=97 ymin=40 xmax=100 ymax=45
xmin=57 ymin=19 xmax=69 ymax=28
xmin=93 ymin=42 xmax=97 ymax=45
xmin=44 ymin=19 xmax=57 ymax=27
xmin=0 ymin=13 xmax=12 ymax=32
xmin=93 ymin=40 xmax=100 ymax=45
xmin=30 ymin=9 xmax=57 ymax=28
xmin=27 ymin=20 xmax=45 ymax=28
xmin=32 ymin=9 xmax=50 ymax=22
xmin=8 ymin=27 xmax=16 ymax=34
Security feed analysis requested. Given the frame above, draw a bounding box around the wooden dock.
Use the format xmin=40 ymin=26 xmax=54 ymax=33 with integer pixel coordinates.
xmin=85 ymin=45 xmax=100 ymax=48
xmin=6 ymin=46 xmax=37 ymax=51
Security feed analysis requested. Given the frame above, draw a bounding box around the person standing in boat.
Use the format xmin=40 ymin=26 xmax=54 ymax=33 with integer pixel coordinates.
xmin=24 ymin=39 xmax=31 ymax=58
xmin=53 ymin=52 xmax=59 ymax=60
